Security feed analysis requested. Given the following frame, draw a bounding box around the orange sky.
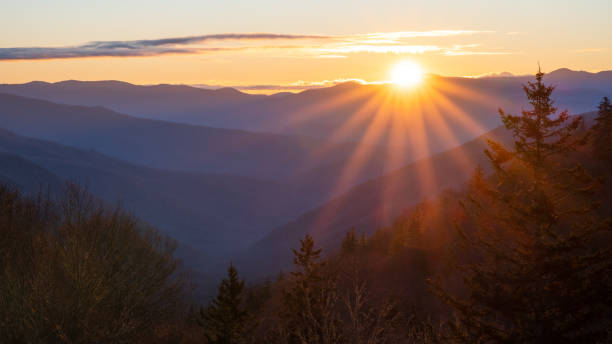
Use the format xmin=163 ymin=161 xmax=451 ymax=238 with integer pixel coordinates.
xmin=1 ymin=1 xmax=611 ymax=90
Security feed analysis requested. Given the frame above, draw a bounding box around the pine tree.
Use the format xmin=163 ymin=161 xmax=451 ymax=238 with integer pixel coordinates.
xmin=280 ymin=235 xmax=341 ymax=344
xmin=341 ymin=227 xmax=357 ymax=254
xmin=390 ymin=206 xmax=424 ymax=255
xmin=343 ymin=279 xmax=400 ymax=344
xmin=358 ymin=232 xmax=368 ymax=249
xmin=434 ymin=70 xmax=612 ymax=343
xmin=592 ymin=96 xmax=612 ymax=166
xmin=198 ymin=264 xmax=251 ymax=344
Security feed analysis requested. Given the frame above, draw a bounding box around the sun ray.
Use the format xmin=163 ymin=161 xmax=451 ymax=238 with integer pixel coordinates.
xmin=427 ymin=88 xmax=488 ymax=139
xmin=287 ymin=66 xmax=511 ymax=240
xmin=377 ymin=92 xmax=416 ymax=222
xmin=311 ymin=89 xmax=397 ymax=238
xmin=329 ymin=89 xmax=395 ymax=193
xmin=420 ymin=86 xmax=479 ymax=173
xmin=277 ymin=83 xmax=378 ymax=133
xmin=291 ymin=86 xmax=391 ymax=181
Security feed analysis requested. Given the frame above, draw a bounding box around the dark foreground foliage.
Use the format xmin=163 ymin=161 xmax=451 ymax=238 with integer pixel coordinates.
xmin=197 ymin=264 xmax=254 ymax=344
xmin=431 ymin=70 xmax=612 ymax=343
xmin=0 ymin=183 xmax=186 ymax=343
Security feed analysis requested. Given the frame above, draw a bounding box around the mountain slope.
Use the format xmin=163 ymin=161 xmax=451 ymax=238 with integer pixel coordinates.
xmin=241 ymin=111 xmax=600 ymax=277
xmin=238 ymin=125 xmax=514 ymax=277
xmin=0 ymin=128 xmax=318 ymax=258
xmin=0 ymin=80 xmax=262 ymax=122
xmin=0 ymin=93 xmax=408 ymax=197
xmin=0 ymin=152 xmax=63 ymax=194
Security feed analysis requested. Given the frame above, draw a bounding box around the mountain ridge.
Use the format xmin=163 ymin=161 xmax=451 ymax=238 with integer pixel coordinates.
xmin=0 ymin=92 xmax=408 ymax=193
xmin=6 ymin=68 xmax=610 ymax=94
xmin=1 ymin=69 xmax=607 ymax=153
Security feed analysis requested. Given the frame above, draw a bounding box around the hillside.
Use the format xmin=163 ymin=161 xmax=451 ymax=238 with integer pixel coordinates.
xmin=0 ymin=93 xmax=408 ymax=198
xmin=241 ymin=109 xmax=600 ymax=277
xmin=238 ymin=124 xmax=513 ymax=277
xmin=0 ymin=80 xmax=262 ymax=122
xmin=0 ymin=128 xmax=319 ymax=260
xmin=0 ymin=152 xmax=63 ymax=194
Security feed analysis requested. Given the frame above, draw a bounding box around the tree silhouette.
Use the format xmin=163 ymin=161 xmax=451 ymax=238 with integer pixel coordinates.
xmin=341 ymin=227 xmax=357 ymax=254
xmin=433 ymin=70 xmax=612 ymax=343
xmin=198 ymin=264 xmax=252 ymax=344
xmin=0 ymin=183 xmax=184 ymax=343
xmin=390 ymin=206 xmax=424 ymax=255
xmin=280 ymin=235 xmax=341 ymax=344
xmin=592 ymin=96 xmax=612 ymax=166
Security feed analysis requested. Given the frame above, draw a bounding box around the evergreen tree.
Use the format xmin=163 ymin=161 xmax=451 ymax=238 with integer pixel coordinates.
xmin=198 ymin=264 xmax=251 ymax=344
xmin=390 ymin=207 xmax=424 ymax=255
xmin=341 ymin=227 xmax=357 ymax=254
xmin=592 ymin=96 xmax=612 ymax=166
xmin=434 ymin=70 xmax=612 ymax=343
xmin=358 ymin=232 xmax=368 ymax=249
xmin=280 ymin=235 xmax=341 ymax=344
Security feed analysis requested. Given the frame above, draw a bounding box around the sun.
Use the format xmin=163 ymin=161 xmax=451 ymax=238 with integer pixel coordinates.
xmin=390 ymin=60 xmax=424 ymax=87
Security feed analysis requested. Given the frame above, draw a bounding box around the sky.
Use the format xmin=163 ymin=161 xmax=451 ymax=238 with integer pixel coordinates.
xmin=1 ymin=0 xmax=611 ymax=90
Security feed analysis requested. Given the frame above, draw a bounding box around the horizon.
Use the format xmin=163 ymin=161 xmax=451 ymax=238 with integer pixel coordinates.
xmin=4 ymin=67 xmax=611 ymax=95
xmin=2 ymin=1 xmax=611 ymax=88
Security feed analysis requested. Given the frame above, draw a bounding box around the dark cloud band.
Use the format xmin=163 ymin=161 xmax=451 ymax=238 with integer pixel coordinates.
xmin=0 ymin=33 xmax=332 ymax=60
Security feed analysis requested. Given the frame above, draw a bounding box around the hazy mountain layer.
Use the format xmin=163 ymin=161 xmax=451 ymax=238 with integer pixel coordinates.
xmin=1 ymin=69 xmax=608 ymax=156
xmin=0 ymin=93 xmax=408 ymax=199
xmin=0 ymin=128 xmax=318 ymax=259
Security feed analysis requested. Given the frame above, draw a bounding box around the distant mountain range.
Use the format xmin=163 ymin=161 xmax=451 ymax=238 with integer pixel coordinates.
xmin=0 ymin=93 xmax=408 ymax=199
xmin=1 ymin=68 xmax=609 ymax=155
xmin=0 ymin=68 xmax=609 ymax=282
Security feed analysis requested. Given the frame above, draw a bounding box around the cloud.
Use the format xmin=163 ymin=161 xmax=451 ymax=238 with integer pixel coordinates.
xmin=0 ymin=47 xmax=193 ymax=60
xmin=353 ymin=30 xmax=491 ymax=40
xmin=0 ymin=33 xmax=333 ymax=60
xmin=193 ymin=78 xmax=376 ymax=92
xmin=444 ymin=50 xmax=513 ymax=56
xmin=315 ymin=54 xmax=347 ymax=59
xmin=311 ymin=31 xmax=492 ymax=55
xmin=316 ymin=42 xmax=513 ymax=56
xmin=81 ymin=33 xmax=331 ymax=49
xmin=0 ymin=30 xmax=497 ymax=61
xmin=317 ymin=44 xmax=442 ymax=54
xmin=443 ymin=44 xmax=514 ymax=56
